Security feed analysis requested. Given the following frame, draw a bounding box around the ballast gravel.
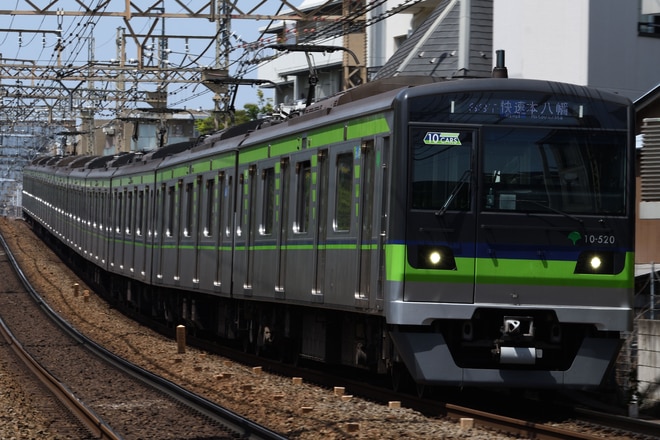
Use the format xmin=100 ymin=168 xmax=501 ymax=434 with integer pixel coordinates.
xmin=0 ymin=217 xmax=516 ymax=439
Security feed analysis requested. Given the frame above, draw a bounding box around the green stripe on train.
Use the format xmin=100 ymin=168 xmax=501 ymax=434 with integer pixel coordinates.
xmin=385 ymin=244 xmax=633 ymax=288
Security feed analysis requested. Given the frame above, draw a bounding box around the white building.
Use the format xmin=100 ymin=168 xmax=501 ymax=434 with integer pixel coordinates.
xmin=258 ymin=0 xmax=660 ymax=107
xmin=494 ymin=0 xmax=660 ymax=101
xmin=257 ymin=0 xmax=443 ymax=110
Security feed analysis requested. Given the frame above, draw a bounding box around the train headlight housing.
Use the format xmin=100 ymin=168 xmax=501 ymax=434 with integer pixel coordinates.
xmin=574 ymin=251 xmax=621 ymax=274
xmin=411 ymin=245 xmax=457 ymax=270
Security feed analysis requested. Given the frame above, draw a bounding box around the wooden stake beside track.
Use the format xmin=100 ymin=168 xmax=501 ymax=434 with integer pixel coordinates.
xmin=176 ymin=325 xmax=186 ymax=354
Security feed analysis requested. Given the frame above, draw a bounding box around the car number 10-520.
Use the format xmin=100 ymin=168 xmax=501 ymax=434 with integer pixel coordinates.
xmin=584 ymin=234 xmax=616 ymax=245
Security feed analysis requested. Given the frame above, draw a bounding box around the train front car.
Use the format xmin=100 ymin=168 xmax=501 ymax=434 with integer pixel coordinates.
xmin=387 ymin=79 xmax=634 ymax=388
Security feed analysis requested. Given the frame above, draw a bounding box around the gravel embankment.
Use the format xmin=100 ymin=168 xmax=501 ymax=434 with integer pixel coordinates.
xmin=0 ymin=217 xmax=515 ymax=439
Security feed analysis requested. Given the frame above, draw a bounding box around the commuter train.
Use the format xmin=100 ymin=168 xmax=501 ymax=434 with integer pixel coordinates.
xmin=22 ymin=76 xmax=635 ymax=390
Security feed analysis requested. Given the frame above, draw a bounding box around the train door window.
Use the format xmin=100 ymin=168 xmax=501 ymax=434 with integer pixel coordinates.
xmin=92 ymin=191 xmax=98 ymax=228
xmin=155 ymin=186 xmax=162 ymax=237
xmin=237 ymin=172 xmax=246 ymax=237
xmin=261 ymin=167 xmax=275 ymax=235
xmin=224 ymin=175 xmax=232 ymax=237
xmin=126 ymin=190 xmax=133 ymax=235
xmin=99 ymin=191 xmax=104 ymax=232
xmin=167 ymin=185 xmax=175 ymax=237
xmin=195 ymin=176 xmax=203 ymax=239
xmin=137 ymin=190 xmax=144 ymax=236
xmin=205 ymin=178 xmax=215 ymax=237
xmin=294 ymin=160 xmax=311 ymax=234
xmin=115 ymin=191 xmax=123 ymax=234
xmin=410 ymin=129 xmax=472 ymax=211
xmin=335 ymin=152 xmax=353 ymax=232
xmin=98 ymin=191 xmax=103 ymax=230
xmin=184 ymin=182 xmax=193 ymax=237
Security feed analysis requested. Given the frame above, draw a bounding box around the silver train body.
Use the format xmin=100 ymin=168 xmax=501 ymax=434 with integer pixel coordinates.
xmin=23 ymin=77 xmax=635 ymax=389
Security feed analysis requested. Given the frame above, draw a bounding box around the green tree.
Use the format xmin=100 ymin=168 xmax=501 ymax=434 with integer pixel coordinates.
xmin=195 ymin=109 xmax=250 ymax=136
xmin=194 ymin=90 xmax=273 ymax=136
xmin=244 ymin=89 xmax=273 ymax=120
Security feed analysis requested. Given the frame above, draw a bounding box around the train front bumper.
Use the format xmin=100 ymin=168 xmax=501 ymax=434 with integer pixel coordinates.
xmin=389 ymin=329 xmax=623 ymax=388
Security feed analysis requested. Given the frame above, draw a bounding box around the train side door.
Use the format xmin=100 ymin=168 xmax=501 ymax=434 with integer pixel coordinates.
xmin=275 ymin=158 xmax=290 ymax=297
xmin=216 ymin=169 xmax=235 ymax=295
xmin=356 ymin=140 xmax=375 ymax=308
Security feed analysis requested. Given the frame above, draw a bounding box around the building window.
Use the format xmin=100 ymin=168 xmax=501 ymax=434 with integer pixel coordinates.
xmin=640 ymin=0 xmax=660 ymax=36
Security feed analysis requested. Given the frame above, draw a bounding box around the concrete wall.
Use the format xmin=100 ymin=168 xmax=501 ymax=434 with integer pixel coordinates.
xmin=638 ymin=319 xmax=660 ymax=404
xmin=494 ymin=0 xmax=590 ymax=85
xmin=494 ymin=0 xmax=660 ymax=101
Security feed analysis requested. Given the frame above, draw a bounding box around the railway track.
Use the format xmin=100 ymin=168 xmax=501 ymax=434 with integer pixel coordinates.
xmin=0 ymin=302 xmax=118 ymax=438
xmin=0 ymin=231 xmax=287 ymax=440
xmin=1 ymin=216 xmax=658 ymax=440
xmin=235 ymin=353 xmax=660 ymax=440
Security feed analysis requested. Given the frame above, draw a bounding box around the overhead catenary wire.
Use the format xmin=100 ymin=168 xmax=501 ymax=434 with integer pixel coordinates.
xmin=1 ymin=1 xmax=424 ymax=117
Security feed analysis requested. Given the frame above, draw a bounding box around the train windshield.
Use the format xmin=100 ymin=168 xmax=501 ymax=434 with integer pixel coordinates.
xmin=481 ymin=128 xmax=626 ymax=215
xmin=410 ymin=126 xmax=627 ymax=216
xmin=410 ymin=130 xmax=472 ymax=211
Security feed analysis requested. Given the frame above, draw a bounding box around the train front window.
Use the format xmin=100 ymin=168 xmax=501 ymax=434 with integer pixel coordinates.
xmin=482 ymin=128 xmax=626 ymax=215
xmin=410 ymin=129 xmax=472 ymax=211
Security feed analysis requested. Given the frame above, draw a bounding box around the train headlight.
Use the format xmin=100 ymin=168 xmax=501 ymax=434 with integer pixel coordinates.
xmin=429 ymin=251 xmax=442 ymax=265
xmin=574 ymin=251 xmax=621 ymax=274
xmin=411 ymin=245 xmax=457 ymax=270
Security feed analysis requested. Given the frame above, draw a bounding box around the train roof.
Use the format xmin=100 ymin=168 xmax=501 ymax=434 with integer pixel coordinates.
xmin=27 ymin=76 xmax=632 ymax=176
xmin=398 ymin=77 xmax=633 ymax=105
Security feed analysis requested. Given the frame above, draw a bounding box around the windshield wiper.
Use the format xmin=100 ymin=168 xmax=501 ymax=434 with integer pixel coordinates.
xmin=518 ymin=199 xmax=583 ymax=224
xmin=436 ymin=170 xmax=471 ymax=216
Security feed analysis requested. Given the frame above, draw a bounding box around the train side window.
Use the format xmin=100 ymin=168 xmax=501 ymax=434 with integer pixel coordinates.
xmin=205 ymin=178 xmax=214 ymax=237
xmin=261 ymin=167 xmax=275 ymax=235
xmin=335 ymin=152 xmax=353 ymax=232
xmin=294 ymin=160 xmax=311 ymax=234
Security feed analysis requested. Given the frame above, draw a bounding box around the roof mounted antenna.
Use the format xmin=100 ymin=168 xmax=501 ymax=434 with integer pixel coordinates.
xmin=492 ymin=49 xmax=508 ymax=78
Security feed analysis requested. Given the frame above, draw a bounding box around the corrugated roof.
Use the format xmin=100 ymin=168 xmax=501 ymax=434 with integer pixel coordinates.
xmin=374 ymin=0 xmax=493 ymax=80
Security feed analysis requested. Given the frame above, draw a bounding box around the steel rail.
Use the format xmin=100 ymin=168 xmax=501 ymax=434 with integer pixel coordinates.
xmin=0 ymin=231 xmax=288 ymax=440
xmin=0 ymin=246 xmax=121 ymax=439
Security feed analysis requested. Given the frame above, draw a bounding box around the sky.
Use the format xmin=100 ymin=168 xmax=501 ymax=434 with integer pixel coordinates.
xmin=0 ymin=0 xmax=286 ymax=118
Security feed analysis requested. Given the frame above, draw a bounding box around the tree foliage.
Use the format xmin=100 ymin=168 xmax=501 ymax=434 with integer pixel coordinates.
xmin=195 ymin=90 xmax=273 ymax=136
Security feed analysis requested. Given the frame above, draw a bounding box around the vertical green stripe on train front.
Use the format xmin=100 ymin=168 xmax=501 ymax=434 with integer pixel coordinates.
xmin=385 ymin=244 xmax=407 ymax=282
